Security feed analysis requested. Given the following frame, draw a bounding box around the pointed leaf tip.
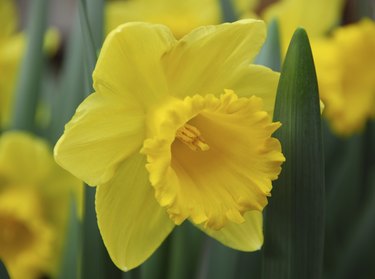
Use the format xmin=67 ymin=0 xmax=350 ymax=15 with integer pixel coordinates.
xmin=262 ymin=27 xmax=325 ymax=279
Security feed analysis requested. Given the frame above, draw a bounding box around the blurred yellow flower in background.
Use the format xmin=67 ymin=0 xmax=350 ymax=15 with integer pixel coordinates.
xmin=0 ymin=132 xmax=82 ymax=279
xmin=106 ymin=0 xmax=259 ymax=37
xmin=55 ymin=20 xmax=284 ymax=271
xmin=313 ymin=19 xmax=375 ymax=136
xmin=0 ymin=188 xmax=53 ymax=279
xmin=263 ymin=0 xmax=345 ymax=55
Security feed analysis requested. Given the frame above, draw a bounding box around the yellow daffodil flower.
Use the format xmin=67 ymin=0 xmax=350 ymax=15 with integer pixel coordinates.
xmin=263 ymin=0 xmax=345 ymax=55
xmin=312 ymin=19 xmax=375 ymax=135
xmin=54 ymin=19 xmax=285 ymax=271
xmin=0 ymin=132 xmax=82 ymax=279
xmin=106 ymin=0 xmax=259 ymax=38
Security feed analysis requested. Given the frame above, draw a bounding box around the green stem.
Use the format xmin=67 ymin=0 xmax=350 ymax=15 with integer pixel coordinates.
xmin=10 ymin=0 xmax=48 ymax=131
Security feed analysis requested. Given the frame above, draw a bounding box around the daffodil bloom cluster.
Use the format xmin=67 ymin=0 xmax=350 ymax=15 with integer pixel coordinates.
xmin=55 ymin=19 xmax=285 ymax=271
xmin=313 ymin=19 xmax=375 ymax=135
xmin=106 ymin=0 xmax=259 ymax=37
xmin=0 ymin=132 xmax=82 ymax=279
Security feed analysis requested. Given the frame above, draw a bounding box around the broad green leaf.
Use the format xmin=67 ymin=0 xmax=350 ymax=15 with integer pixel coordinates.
xmin=262 ymin=28 xmax=325 ymax=279
xmin=10 ymin=0 xmax=48 ymax=131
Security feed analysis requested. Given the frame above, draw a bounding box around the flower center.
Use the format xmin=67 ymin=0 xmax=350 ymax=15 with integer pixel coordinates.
xmin=0 ymin=188 xmax=54 ymax=264
xmin=0 ymin=214 xmax=34 ymax=258
xmin=175 ymin=123 xmax=209 ymax=151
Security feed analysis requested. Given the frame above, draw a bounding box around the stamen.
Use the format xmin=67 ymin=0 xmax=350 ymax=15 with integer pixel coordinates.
xmin=176 ymin=123 xmax=209 ymax=151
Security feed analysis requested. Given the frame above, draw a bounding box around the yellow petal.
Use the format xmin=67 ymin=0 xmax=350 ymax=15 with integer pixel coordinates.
xmin=93 ymin=22 xmax=176 ymax=109
xmin=0 ymin=132 xmax=52 ymax=187
xmin=96 ymin=152 xmax=174 ymax=271
xmin=163 ymin=19 xmax=266 ymax=99
xmin=199 ymin=210 xmax=263 ymax=251
xmin=226 ymin=64 xmax=280 ymax=117
xmin=105 ymin=0 xmax=221 ymax=39
xmin=54 ymin=90 xmax=145 ymax=186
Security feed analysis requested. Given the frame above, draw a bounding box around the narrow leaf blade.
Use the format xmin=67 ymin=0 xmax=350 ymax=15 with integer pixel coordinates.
xmin=262 ymin=28 xmax=325 ymax=279
xmin=78 ymin=0 xmax=100 ymax=94
xmin=58 ymin=196 xmax=81 ymax=279
xmin=10 ymin=0 xmax=48 ymax=131
xmin=49 ymin=11 xmax=85 ymax=144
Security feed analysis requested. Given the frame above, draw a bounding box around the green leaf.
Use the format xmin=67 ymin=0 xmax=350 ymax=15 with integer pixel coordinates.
xmin=0 ymin=260 xmax=10 ymax=279
xmin=167 ymin=223 xmax=204 ymax=279
xmin=219 ymin=0 xmax=237 ymax=22
xmin=10 ymin=0 xmax=48 ymax=131
xmin=262 ymin=28 xmax=325 ymax=279
xmin=236 ymin=251 xmax=261 ymax=279
xmin=324 ymin=134 xmax=363 ymax=258
xmin=332 ymin=169 xmax=375 ymax=279
xmin=329 ymin=122 xmax=375 ymax=279
xmin=58 ymin=195 xmax=81 ymax=279
xmin=122 ymin=268 xmax=141 ymax=279
xmin=48 ymin=12 xmax=85 ymax=144
xmin=141 ymin=240 xmax=170 ymax=279
xmin=78 ymin=0 xmax=102 ymax=93
xmin=254 ymin=19 xmax=281 ymax=71
xmin=198 ymin=239 xmax=239 ymax=279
